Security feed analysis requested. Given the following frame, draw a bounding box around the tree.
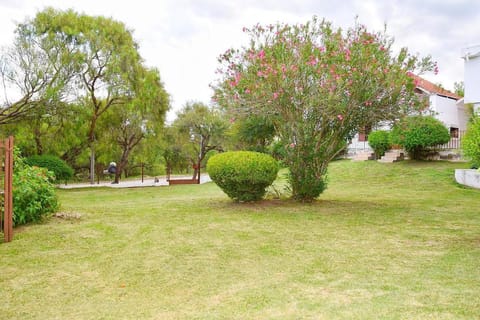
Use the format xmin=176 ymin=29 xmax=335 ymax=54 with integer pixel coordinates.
xmin=390 ymin=115 xmax=450 ymax=159
xmin=228 ymin=115 xmax=275 ymax=153
xmin=213 ymin=17 xmax=434 ymax=201
xmin=98 ymin=68 xmax=169 ymax=183
xmin=462 ymin=115 xmax=480 ymax=167
xmin=173 ymin=102 xmax=228 ymax=180
xmin=453 ymin=81 xmax=464 ymax=97
xmin=29 ymin=8 xmax=146 ymax=184
xmin=0 ymin=18 xmax=70 ymax=125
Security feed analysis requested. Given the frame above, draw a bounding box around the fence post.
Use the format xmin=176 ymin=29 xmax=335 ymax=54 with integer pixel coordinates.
xmin=3 ymin=136 xmax=13 ymax=243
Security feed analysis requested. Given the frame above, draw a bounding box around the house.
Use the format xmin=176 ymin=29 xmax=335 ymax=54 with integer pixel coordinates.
xmin=348 ymin=74 xmax=466 ymax=154
xmin=462 ymin=44 xmax=480 ymax=114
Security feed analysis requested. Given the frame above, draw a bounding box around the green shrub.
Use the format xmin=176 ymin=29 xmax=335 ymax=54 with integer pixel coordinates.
xmin=25 ymin=154 xmax=74 ymax=183
xmin=13 ymin=151 xmax=59 ymax=226
xmin=368 ymin=130 xmax=391 ymax=158
xmin=462 ymin=116 xmax=480 ymax=169
xmin=207 ymin=151 xmax=279 ymax=202
xmin=390 ymin=115 xmax=450 ymax=159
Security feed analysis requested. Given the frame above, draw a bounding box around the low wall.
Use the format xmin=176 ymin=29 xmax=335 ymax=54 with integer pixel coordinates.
xmin=455 ymin=169 xmax=480 ymax=189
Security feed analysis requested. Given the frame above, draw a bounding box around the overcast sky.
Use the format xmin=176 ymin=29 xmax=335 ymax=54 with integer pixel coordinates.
xmin=1 ymin=0 xmax=479 ymax=121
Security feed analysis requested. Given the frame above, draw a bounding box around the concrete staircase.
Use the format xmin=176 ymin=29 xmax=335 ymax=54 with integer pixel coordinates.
xmin=378 ymin=150 xmax=405 ymax=163
xmin=352 ymin=151 xmax=376 ymax=161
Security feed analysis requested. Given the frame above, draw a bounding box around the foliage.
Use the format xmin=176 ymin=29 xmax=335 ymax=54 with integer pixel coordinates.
xmin=97 ymin=67 xmax=170 ymax=183
xmin=0 ymin=18 xmax=68 ymax=124
xmin=228 ymin=115 xmax=276 ymax=153
xmin=390 ymin=115 xmax=450 ymax=159
xmin=453 ymin=81 xmax=464 ymax=97
xmin=213 ymin=17 xmax=434 ymax=201
xmin=367 ymin=130 xmax=391 ymax=158
xmin=462 ymin=115 xmax=480 ymax=168
xmin=25 ymin=154 xmax=74 ymax=182
xmin=12 ymin=150 xmax=58 ymax=226
xmin=174 ymin=102 xmax=229 ymax=179
xmin=5 ymin=8 xmax=170 ymax=182
xmin=207 ymin=151 xmax=279 ymax=201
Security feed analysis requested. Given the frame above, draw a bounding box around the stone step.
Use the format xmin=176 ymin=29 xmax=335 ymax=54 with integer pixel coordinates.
xmin=352 ymin=151 xmax=375 ymax=161
xmin=378 ymin=150 xmax=405 ymax=163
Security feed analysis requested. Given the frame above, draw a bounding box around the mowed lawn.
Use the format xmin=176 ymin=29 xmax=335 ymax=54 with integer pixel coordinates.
xmin=1 ymin=160 xmax=479 ymax=319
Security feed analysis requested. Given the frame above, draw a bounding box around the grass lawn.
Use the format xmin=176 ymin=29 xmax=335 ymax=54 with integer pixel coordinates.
xmin=1 ymin=160 xmax=479 ymax=319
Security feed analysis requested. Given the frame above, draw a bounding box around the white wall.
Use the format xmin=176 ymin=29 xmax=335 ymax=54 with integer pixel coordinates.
xmin=429 ymin=95 xmax=466 ymax=130
xmin=464 ymin=51 xmax=480 ymax=104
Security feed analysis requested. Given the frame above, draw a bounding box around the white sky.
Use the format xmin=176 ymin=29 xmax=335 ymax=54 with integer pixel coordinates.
xmin=1 ymin=0 xmax=479 ymax=121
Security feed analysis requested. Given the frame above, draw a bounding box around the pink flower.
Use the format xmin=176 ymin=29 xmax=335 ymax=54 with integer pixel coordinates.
xmin=245 ymin=89 xmax=251 ymax=94
xmin=258 ymin=50 xmax=265 ymax=60
xmin=307 ymin=55 xmax=317 ymax=66
xmin=337 ymin=114 xmax=344 ymax=121
xmin=273 ymin=92 xmax=279 ymax=100
xmin=229 ymin=118 xmax=236 ymax=123
xmin=289 ymin=143 xmax=296 ymax=148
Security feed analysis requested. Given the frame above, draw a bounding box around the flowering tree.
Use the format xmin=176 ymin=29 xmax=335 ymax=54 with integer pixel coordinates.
xmin=213 ymin=17 xmax=435 ymax=201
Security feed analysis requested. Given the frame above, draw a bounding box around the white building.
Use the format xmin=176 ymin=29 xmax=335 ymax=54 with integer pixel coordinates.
xmin=463 ymin=44 xmax=480 ymax=114
xmin=348 ymin=75 xmax=465 ymax=154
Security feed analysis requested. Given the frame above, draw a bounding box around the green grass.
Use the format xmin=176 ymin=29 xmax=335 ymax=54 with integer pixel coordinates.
xmin=1 ymin=160 xmax=479 ymax=319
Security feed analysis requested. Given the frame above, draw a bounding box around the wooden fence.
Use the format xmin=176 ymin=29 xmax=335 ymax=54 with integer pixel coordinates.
xmin=1 ymin=136 xmax=14 ymax=243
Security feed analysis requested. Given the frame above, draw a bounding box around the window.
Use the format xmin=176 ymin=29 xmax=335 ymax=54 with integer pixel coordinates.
xmin=358 ymin=125 xmax=372 ymax=142
xmin=450 ymin=127 xmax=459 ymax=138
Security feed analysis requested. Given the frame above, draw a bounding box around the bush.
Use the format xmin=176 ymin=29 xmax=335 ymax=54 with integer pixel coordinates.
xmin=25 ymin=154 xmax=74 ymax=183
xmin=13 ymin=151 xmax=59 ymax=226
xmin=462 ymin=116 xmax=480 ymax=169
xmin=207 ymin=151 xmax=279 ymax=202
xmin=390 ymin=115 xmax=450 ymax=159
xmin=368 ymin=130 xmax=391 ymax=158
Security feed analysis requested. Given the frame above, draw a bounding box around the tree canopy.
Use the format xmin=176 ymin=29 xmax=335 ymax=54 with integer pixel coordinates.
xmin=213 ymin=17 xmax=434 ymax=201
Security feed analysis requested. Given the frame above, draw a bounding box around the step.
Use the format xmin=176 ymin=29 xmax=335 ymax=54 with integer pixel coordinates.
xmin=378 ymin=150 xmax=405 ymax=163
xmin=352 ymin=151 xmax=375 ymax=161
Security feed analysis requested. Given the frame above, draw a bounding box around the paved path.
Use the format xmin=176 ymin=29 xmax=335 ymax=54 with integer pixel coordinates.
xmin=58 ymin=174 xmax=212 ymax=189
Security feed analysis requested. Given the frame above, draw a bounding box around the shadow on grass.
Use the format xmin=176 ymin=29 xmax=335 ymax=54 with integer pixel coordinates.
xmin=218 ymin=198 xmax=386 ymax=217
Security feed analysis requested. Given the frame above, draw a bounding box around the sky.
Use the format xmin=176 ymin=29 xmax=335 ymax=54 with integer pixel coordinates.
xmin=1 ymin=0 xmax=479 ymax=121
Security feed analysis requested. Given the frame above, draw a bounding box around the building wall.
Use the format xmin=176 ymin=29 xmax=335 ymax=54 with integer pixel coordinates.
xmin=464 ymin=53 xmax=480 ymax=104
xmin=429 ymin=95 xmax=467 ymax=131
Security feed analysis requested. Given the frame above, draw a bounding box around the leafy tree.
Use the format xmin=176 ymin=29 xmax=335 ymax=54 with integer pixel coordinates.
xmin=28 ymin=8 xmax=147 ymax=183
xmin=462 ymin=115 xmax=480 ymax=168
xmin=98 ymin=68 xmax=170 ymax=183
xmin=173 ymin=102 xmax=228 ymax=179
xmin=161 ymin=126 xmax=191 ymax=176
xmin=213 ymin=17 xmax=434 ymax=201
xmin=453 ymin=81 xmax=464 ymax=97
xmin=0 ymin=18 xmax=70 ymax=124
xmin=228 ymin=115 xmax=275 ymax=153
xmin=390 ymin=115 xmax=450 ymax=159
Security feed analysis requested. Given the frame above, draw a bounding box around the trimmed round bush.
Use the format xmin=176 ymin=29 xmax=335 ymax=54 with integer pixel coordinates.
xmin=390 ymin=115 xmax=450 ymax=159
xmin=25 ymin=154 xmax=74 ymax=182
xmin=207 ymin=151 xmax=279 ymax=202
xmin=368 ymin=130 xmax=391 ymax=158
xmin=462 ymin=116 xmax=480 ymax=168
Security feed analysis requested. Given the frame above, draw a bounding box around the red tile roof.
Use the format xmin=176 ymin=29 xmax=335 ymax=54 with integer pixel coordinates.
xmin=412 ymin=75 xmax=461 ymax=100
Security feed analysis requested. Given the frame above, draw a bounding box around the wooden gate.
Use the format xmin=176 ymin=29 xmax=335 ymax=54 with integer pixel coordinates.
xmin=1 ymin=136 xmax=14 ymax=243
